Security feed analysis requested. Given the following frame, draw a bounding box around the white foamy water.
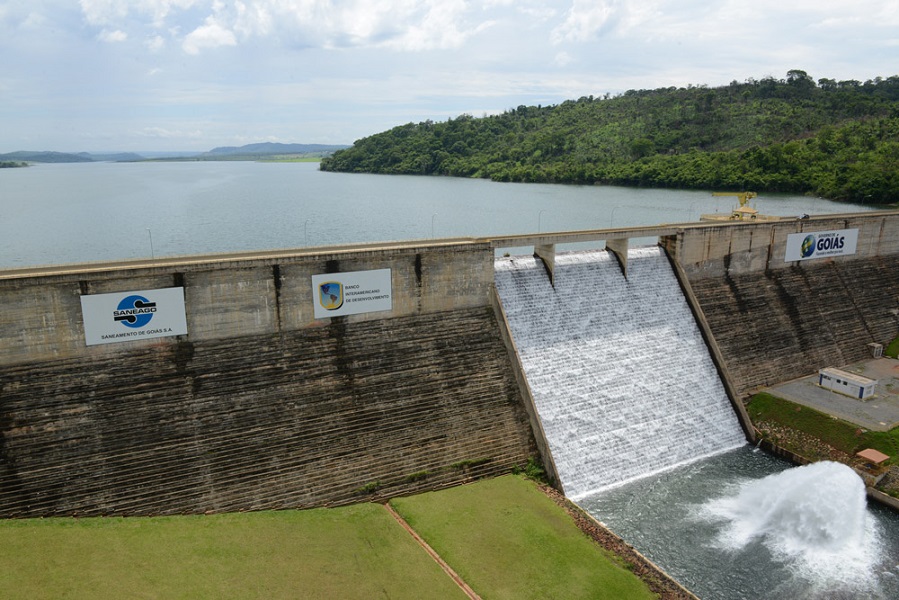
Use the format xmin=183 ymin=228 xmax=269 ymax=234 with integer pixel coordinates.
xmin=494 ymin=247 xmax=746 ymax=498
xmin=703 ymin=461 xmax=883 ymax=589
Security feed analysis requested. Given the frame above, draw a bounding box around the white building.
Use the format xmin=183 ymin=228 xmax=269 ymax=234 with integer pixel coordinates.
xmin=818 ymin=368 xmax=877 ymax=400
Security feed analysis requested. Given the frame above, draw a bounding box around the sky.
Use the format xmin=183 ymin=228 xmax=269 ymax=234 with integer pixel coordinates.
xmin=1 ymin=0 xmax=897 ymax=153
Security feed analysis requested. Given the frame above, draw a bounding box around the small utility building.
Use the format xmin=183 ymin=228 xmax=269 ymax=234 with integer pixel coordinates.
xmin=818 ymin=368 xmax=877 ymax=400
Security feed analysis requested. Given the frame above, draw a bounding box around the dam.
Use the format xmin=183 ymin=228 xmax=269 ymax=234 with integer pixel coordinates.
xmin=2 ymin=211 xmax=899 ymax=518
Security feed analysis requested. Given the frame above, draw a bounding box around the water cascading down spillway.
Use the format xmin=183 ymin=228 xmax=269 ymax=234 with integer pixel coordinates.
xmin=494 ymin=247 xmax=746 ymax=499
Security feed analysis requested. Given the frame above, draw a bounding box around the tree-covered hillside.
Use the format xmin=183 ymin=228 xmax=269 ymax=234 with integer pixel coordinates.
xmin=321 ymin=71 xmax=899 ymax=204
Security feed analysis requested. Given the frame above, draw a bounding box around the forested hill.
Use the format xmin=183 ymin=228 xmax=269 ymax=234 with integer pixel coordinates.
xmin=321 ymin=71 xmax=899 ymax=204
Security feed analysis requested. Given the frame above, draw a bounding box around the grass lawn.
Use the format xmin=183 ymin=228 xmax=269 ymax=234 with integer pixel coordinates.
xmin=391 ymin=475 xmax=657 ymax=600
xmin=0 ymin=475 xmax=661 ymax=600
xmin=0 ymin=503 xmax=467 ymax=600
xmin=748 ymin=392 xmax=899 ymax=464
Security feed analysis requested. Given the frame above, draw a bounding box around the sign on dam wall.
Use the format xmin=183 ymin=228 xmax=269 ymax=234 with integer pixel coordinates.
xmin=311 ymin=268 xmax=393 ymax=319
xmin=80 ymin=287 xmax=188 ymax=345
xmin=784 ymin=228 xmax=859 ymax=262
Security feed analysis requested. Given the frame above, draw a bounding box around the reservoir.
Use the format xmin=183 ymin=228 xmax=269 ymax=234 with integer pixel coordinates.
xmin=0 ymin=160 xmax=876 ymax=269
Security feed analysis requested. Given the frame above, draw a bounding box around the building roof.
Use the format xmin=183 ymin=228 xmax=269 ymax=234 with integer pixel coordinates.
xmin=819 ymin=367 xmax=877 ymax=386
xmin=856 ymin=448 xmax=890 ymax=464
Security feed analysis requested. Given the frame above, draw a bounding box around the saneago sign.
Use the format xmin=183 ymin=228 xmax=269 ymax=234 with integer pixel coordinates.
xmin=311 ymin=269 xmax=392 ymax=319
xmin=785 ymin=229 xmax=858 ymax=262
xmin=81 ymin=287 xmax=188 ymax=346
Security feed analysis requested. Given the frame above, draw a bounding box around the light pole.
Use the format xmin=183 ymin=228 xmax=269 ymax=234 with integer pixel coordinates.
xmin=304 ymin=220 xmax=309 ymax=246
xmin=610 ymin=206 xmax=623 ymax=228
xmin=431 ymin=213 xmax=437 ymax=238
xmin=538 ymin=209 xmax=547 ymax=233
xmin=146 ymin=228 xmax=154 ymax=260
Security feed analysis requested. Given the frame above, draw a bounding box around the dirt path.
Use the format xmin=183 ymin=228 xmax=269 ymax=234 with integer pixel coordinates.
xmin=383 ymin=503 xmax=481 ymax=600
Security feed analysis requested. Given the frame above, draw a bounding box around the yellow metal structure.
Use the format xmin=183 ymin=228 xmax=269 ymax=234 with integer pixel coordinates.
xmin=701 ymin=191 xmax=783 ymax=222
xmin=712 ymin=191 xmax=757 ymax=208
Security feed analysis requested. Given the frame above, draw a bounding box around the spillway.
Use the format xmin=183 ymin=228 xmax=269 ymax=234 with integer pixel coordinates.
xmin=494 ymin=247 xmax=746 ymax=498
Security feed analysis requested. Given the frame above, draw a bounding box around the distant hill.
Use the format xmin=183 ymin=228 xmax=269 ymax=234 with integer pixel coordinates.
xmin=0 ymin=143 xmax=348 ymax=164
xmin=76 ymin=152 xmax=145 ymax=162
xmin=204 ymin=142 xmax=349 ymax=157
xmin=0 ymin=151 xmax=146 ymax=163
xmin=0 ymin=151 xmax=94 ymax=163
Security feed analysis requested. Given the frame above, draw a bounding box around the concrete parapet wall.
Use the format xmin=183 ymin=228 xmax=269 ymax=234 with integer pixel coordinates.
xmin=0 ymin=242 xmax=493 ymax=366
xmin=667 ymin=211 xmax=899 ymax=280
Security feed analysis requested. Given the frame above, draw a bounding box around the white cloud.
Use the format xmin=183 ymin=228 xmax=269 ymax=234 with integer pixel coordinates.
xmin=80 ymin=0 xmax=199 ymax=27
xmin=232 ymin=0 xmax=274 ymax=38
xmin=79 ymin=0 xmax=129 ymax=26
xmin=77 ymin=0 xmax=499 ymax=53
xmin=137 ymin=126 xmax=203 ymax=139
xmin=146 ymin=34 xmax=166 ymax=51
xmin=551 ymin=0 xmax=618 ymax=44
xmin=382 ymin=2 xmax=494 ymax=51
xmin=98 ymin=28 xmax=127 ymax=42
xmin=182 ymin=17 xmax=237 ymax=54
xmin=0 ymin=5 xmax=49 ymax=31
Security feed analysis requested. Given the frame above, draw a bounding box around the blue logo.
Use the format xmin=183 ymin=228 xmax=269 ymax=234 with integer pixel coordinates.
xmin=800 ymin=234 xmax=816 ymax=258
xmin=319 ymin=282 xmax=343 ymax=310
xmin=113 ymin=295 xmax=157 ymax=328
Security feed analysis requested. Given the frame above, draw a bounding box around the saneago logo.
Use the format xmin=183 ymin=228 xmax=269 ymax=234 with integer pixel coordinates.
xmin=113 ymin=295 xmax=157 ymax=328
xmin=800 ymin=234 xmax=816 ymax=258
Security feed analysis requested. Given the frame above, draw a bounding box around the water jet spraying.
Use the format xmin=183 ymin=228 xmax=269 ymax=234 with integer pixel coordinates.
xmin=704 ymin=461 xmax=881 ymax=590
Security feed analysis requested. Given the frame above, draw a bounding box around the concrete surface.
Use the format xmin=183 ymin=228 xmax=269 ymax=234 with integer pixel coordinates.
xmin=766 ymin=358 xmax=899 ymax=431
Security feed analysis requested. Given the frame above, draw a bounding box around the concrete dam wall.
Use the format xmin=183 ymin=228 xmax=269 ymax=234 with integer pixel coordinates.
xmin=666 ymin=212 xmax=899 ymax=398
xmin=2 ymin=210 xmax=899 ymax=517
xmin=0 ymin=243 xmax=536 ymax=517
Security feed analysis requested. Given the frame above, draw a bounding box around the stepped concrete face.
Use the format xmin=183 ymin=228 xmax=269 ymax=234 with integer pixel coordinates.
xmin=664 ymin=214 xmax=899 ymax=398
xmin=0 ymin=244 xmax=535 ymax=517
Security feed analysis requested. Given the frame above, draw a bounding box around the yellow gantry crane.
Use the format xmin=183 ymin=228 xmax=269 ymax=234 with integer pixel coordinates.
xmin=708 ymin=191 xmax=759 ymax=221
xmin=712 ymin=191 xmax=757 ymax=207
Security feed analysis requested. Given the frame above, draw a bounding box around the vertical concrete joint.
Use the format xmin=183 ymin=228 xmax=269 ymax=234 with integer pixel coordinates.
xmin=272 ymin=264 xmax=282 ymax=332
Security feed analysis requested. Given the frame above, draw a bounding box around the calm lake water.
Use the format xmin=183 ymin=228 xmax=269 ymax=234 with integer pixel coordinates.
xmin=0 ymin=160 xmax=879 ymax=269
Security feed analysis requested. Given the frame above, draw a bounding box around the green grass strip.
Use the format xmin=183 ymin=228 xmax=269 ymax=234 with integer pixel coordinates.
xmin=748 ymin=392 xmax=899 ymax=464
xmin=0 ymin=504 xmax=467 ymax=600
xmin=885 ymin=336 xmax=899 ymax=359
xmin=390 ymin=474 xmax=656 ymax=600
